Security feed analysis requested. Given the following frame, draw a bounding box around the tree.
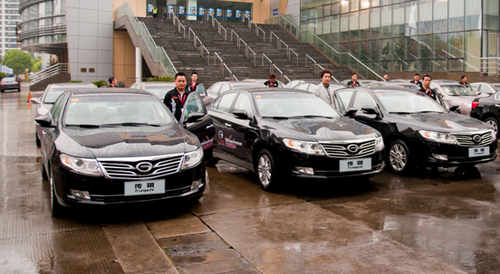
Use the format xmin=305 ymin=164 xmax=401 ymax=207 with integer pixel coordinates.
xmin=1 ymin=50 xmax=33 ymax=75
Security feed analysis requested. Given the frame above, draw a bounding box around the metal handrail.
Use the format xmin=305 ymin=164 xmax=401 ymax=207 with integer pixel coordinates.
xmin=30 ymin=63 xmax=69 ymax=85
xmin=269 ymin=31 xmax=297 ymax=66
xmin=247 ymin=19 xmax=266 ymax=42
xmin=305 ymin=54 xmax=316 ymax=67
xmin=230 ymin=29 xmax=239 ymax=41
xmin=209 ymin=15 xmax=227 ymax=41
xmin=267 ymin=13 xmax=384 ymax=81
xmin=261 ymin=53 xmax=289 ymax=83
xmin=272 ymin=64 xmax=290 ymax=83
xmin=270 ymin=31 xmax=279 ymax=46
xmin=289 ymin=48 xmax=299 ymax=67
xmin=214 ymin=52 xmax=238 ymax=81
xmin=480 ymin=57 xmax=500 ymax=76
xmin=116 ymin=3 xmax=176 ymax=77
xmin=173 ymin=16 xmax=186 ymax=39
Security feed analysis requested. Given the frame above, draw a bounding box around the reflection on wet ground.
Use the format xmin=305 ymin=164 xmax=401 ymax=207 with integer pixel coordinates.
xmin=1 ymin=87 xmax=499 ymax=273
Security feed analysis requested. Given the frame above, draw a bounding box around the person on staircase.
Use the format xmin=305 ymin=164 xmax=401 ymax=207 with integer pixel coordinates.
xmin=152 ymin=5 xmax=158 ymax=18
xmin=346 ymin=73 xmax=361 ymax=87
xmin=187 ymin=72 xmax=201 ymax=92
xmin=264 ymin=74 xmax=279 ymax=87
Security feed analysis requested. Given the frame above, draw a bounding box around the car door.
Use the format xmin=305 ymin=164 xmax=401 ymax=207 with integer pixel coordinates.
xmin=205 ymin=83 xmax=222 ymax=106
xmin=180 ymin=92 xmax=215 ymax=156
xmin=209 ymin=92 xmax=239 ymax=158
xmin=41 ymin=93 xmax=68 ymax=172
xmin=227 ymin=92 xmax=258 ymax=163
xmin=334 ymin=89 xmax=356 ymax=113
xmin=349 ymin=90 xmax=387 ymax=134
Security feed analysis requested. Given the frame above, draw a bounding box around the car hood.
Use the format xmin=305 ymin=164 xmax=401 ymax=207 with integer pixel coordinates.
xmin=262 ymin=117 xmax=380 ymax=142
xmin=59 ymin=125 xmax=199 ymax=158
xmin=443 ymin=95 xmax=478 ymax=104
xmin=387 ymin=112 xmax=492 ymax=133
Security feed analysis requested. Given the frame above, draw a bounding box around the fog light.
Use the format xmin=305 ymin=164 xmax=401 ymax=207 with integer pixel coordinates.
xmin=191 ymin=178 xmax=203 ymax=190
xmin=432 ymin=154 xmax=448 ymax=161
xmin=70 ymin=189 xmax=91 ymax=200
xmin=296 ymin=167 xmax=314 ymax=175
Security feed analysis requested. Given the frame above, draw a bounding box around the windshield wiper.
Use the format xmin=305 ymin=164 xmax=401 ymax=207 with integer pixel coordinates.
xmin=65 ymin=124 xmax=101 ymax=128
xmin=101 ymin=122 xmax=161 ymax=127
xmin=389 ymin=112 xmax=414 ymax=115
xmin=290 ymin=115 xmax=334 ymax=119
xmin=415 ymin=111 xmax=442 ymax=113
xmin=262 ymin=116 xmax=289 ymax=120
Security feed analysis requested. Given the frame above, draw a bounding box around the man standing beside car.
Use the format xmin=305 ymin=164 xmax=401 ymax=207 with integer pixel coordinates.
xmin=410 ymin=73 xmax=423 ymax=89
xmin=346 ymin=73 xmax=361 ymax=87
xmin=419 ymin=74 xmax=438 ymax=101
xmin=313 ymin=69 xmax=335 ymax=104
xmin=164 ymin=72 xmax=191 ymax=121
xmin=187 ymin=71 xmax=201 ymax=92
xmin=459 ymin=75 xmax=470 ymax=89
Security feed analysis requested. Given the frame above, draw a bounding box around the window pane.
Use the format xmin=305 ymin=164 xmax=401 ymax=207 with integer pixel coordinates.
xmin=341 ymin=0 xmax=349 ymax=13
xmin=433 ymin=60 xmax=448 ymax=72
xmin=464 ymin=30 xmax=481 ymax=72
xmin=406 ymin=2 xmax=418 ymax=35
xmin=465 ymin=0 xmax=480 ymax=30
xmin=351 ymin=0 xmax=359 ymax=11
xmin=341 ymin=14 xmax=349 ymax=32
xmin=393 ymin=3 xmax=405 ymax=37
xmin=380 ymin=6 xmax=392 ymax=38
xmin=350 ymin=11 xmax=359 ymax=30
xmin=433 ymin=0 xmax=447 ymax=33
xmin=406 ymin=36 xmax=418 ymax=60
xmin=433 ymin=33 xmax=447 ymax=59
xmin=360 ymin=9 xmax=369 ymax=40
xmin=448 ymin=0 xmax=464 ymax=32
xmin=449 ymin=59 xmax=464 ymax=71
xmin=483 ymin=0 xmax=499 ymax=30
xmin=449 ymin=32 xmax=465 ymax=58
xmin=418 ymin=35 xmax=432 ymax=60
xmin=419 ymin=0 xmax=432 ymax=34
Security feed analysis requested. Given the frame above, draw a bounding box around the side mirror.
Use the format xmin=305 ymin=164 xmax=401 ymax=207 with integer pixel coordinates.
xmin=345 ymin=107 xmax=358 ymax=116
xmin=475 ymin=92 xmax=482 ymax=96
xmin=449 ymin=104 xmax=460 ymax=112
xmin=233 ymin=110 xmax=250 ymax=120
xmin=361 ymin=106 xmax=379 ymax=116
xmin=35 ymin=115 xmax=54 ymax=127
xmin=30 ymin=97 xmax=40 ymax=104
xmin=184 ymin=112 xmax=204 ymax=124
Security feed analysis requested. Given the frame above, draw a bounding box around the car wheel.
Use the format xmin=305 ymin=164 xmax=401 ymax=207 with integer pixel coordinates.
xmin=387 ymin=140 xmax=412 ymax=175
xmin=41 ymin=161 xmax=48 ymax=180
xmin=36 ymin=134 xmax=41 ymax=147
xmin=206 ymin=157 xmax=219 ymax=167
xmin=255 ymin=149 xmax=280 ymax=191
xmin=484 ymin=117 xmax=499 ymax=138
xmin=50 ymin=169 xmax=66 ymax=217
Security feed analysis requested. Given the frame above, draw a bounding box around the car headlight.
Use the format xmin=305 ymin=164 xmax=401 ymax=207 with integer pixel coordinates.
xmin=182 ymin=147 xmax=203 ymax=169
xmin=418 ymin=130 xmax=457 ymax=144
xmin=283 ymin=138 xmax=325 ymax=155
xmin=375 ymin=136 xmax=385 ymax=151
xmin=60 ymin=154 xmax=103 ymax=176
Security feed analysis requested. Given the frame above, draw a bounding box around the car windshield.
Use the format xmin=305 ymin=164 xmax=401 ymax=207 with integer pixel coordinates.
xmin=493 ymin=86 xmax=500 ymax=92
xmin=44 ymin=87 xmax=96 ymax=104
xmin=64 ymin=95 xmax=174 ymax=127
xmin=1 ymin=77 xmax=16 ymax=83
xmin=255 ymin=93 xmax=340 ymax=119
xmin=377 ymin=92 xmax=445 ymax=114
xmin=441 ymin=85 xmax=475 ymax=96
xmin=141 ymin=86 xmax=174 ymax=99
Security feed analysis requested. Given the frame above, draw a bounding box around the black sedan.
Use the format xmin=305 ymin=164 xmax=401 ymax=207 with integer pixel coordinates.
xmin=332 ymin=86 xmax=497 ymax=174
xmin=208 ymin=88 xmax=386 ymax=191
xmin=0 ymin=76 xmax=21 ymax=92
xmin=36 ymin=89 xmax=207 ymax=217
xmin=470 ymin=92 xmax=500 ymax=138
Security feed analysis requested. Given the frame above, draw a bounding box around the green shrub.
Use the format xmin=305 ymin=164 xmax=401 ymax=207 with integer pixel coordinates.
xmin=0 ymin=72 xmax=7 ymax=81
xmin=68 ymin=80 xmax=83 ymax=83
xmin=92 ymin=80 xmax=107 ymax=87
xmin=147 ymin=76 xmax=174 ymax=82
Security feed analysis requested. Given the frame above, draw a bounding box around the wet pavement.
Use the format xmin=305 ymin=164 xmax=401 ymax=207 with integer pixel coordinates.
xmin=1 ymin=85 xmax=499 ymax=273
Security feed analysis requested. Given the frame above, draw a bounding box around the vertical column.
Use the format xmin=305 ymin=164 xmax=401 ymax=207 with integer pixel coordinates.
xmin=135 ymin=47 xmax=142 ymax=83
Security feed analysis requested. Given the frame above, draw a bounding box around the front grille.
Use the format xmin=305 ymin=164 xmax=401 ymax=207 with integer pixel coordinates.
xmin=320 ymin=139 xmax=376 ymax=158
xmin=453 ymin=131 xmax=494 ymax=147
xmin=99 ymin=155 xmax=183 ymax=179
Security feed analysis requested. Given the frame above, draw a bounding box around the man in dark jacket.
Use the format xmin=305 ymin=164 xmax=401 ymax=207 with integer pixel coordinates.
xmin=410 ymin=73 xmax=423 ymax=88
xmin=187 ymin=71 xmax=201 ymax=92
xmin=108 ymin=77 xmax=117 ymax=88
xmin=164 ymin=72 xmax=190 ymax=121
xmin=459 ymin=75 xmax=470 ymax=89
xmin=264 ymin=74 xmax=279 ymax=87
xmin=346 ymin=73 xmax=361 ymax=87
xmin=419 ymin=74 xmax=438 ymax=101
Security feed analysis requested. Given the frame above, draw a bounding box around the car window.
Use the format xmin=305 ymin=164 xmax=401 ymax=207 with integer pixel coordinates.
xmin=215 ymin=92 xmax=237 ymax=113
xmin=212 ymin=96 xmax=222 ymax=109
xmin=336 ymin=89 xmax=355 ymax=107
xmin=232 ymin=93 xmax=253 ymax=117
xmin=219 ymin=84 xmax=231 ymax=94
xmin=479 ymin=84 xmax=491 ymax=93
xmin=209 ymin=84 xmax=221 ymax=95
xmin=130 ymin=83 xmax=138 ymax=89
xmin=196 ymin=84 xmax=207 ymax=96
xmin=50 ymin=93 xmax=68 ymax=124
xmin=183 ymin=93 xmax=206 ymax=121
xmin=352 ymin=90 xmax=377 ymax=111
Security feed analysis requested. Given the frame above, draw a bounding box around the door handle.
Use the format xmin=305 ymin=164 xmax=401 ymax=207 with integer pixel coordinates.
xmin=42 ymin=130 xmax=47 ymax=135
xmin=205 ymin=124 xmax=214 ymax=129
xmin=225 ymin=123 xmax=231 ymax=127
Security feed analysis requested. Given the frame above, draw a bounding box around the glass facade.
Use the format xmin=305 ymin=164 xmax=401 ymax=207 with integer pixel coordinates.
xmin=19 ymin=0 xmax=66 ymax=48
xmin=300 ymin=0 xmax=500 ymax=73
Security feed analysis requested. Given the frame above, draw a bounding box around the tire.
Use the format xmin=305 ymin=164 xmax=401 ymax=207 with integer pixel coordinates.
xmin=41 ymin=161 xmax=48 ymax=180
xmin=386 ymin=139 xmax=413 ymax=175
xmin=36 ymin=134 xmax=41 ymax=148
xmin=50 ymin=169 xmax=66 ymax=217
xmin=255 ymin=149 xmax=281 ymax=191
xmin=206 ymin=157 xmax=219 ymax=167
xmin=484 ymin=117 xmax=500 ymax=138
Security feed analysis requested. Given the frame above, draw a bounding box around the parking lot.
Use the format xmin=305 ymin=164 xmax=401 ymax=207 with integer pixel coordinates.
xmin=1 ymin=86 xmax=499 ymax=274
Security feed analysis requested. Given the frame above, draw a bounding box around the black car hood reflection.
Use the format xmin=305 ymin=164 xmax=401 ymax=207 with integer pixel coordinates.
xmin=264 ymin=117 xmax=378 ymax=141
xmin=386 ymin=112 xmax=492 ymax=132
xmin=61 ymin=125 xmax=199 ymax=158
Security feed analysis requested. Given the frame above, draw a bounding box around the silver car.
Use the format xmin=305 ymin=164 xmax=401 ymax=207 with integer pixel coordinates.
xmin=470 ymin=82 xmax=500 ymax=96
xmin=430 ymin=83 xmax=487 ymax=116
xmin=31 ymin=83 xmax=98 ymax=147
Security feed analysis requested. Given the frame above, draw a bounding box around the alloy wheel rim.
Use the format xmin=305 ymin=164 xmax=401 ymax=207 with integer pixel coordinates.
xmin=486 ymin=120 xmax=498 ymax=134
xmin=258 ymin=155 xmax=272 ymax=187
xmin=390 ymin=144 xmax=407 ymax=171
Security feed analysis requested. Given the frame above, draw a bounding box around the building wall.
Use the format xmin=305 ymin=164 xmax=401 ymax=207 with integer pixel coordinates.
xmin=1 ymin=0 xmax=21 ymax=56
xmin=66 ymin=0 xmax=114 ymax=83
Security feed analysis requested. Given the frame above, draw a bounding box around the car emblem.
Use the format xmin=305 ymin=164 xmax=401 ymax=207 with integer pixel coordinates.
xmin=218 ymin=130 xmax=224 ymax=139
xmin=347 ymin=144 xmax=359 ymax=153
xmin=473 ymin=135 xmax=482 ymax=143
xmin=136 ymin=162 xmax=153 ymax=173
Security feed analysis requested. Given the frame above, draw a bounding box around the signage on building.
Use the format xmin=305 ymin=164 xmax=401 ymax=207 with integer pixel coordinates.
xmin=147 ymin=4 xmax=154 ymax=13
xmin=226 ymin=9 xmax=232 ymax=17
xmin=216 ymin=8 xmax=222 ymax=16
xmin=168 ymin=5 xmax=174 ymax=14
xmin=189 ymin=6 xmax=196 ymax=14
xmin=179 ymin=6 xmax=185 ymax=14
xmin=208 ymin=8 xmax=215 ymax=16
xmin=236 ymin=10 xmax=241 ymax=17
xmin=199 ymin=7 xmax=205 ymax=15
xmin=273 ymin=9 xmax=278 ymax=16
xmin=245 ymin=10 xmax=251 ymax=18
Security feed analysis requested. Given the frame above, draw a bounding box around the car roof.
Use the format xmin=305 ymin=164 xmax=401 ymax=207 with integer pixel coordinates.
xmin=355 ymin=86 xmax=420 ymax=93
xmin=233 ymin=87 xmax=312 ymax=94
xmin=138 ymin=82 xmax=175 ymax=86
xmin=48 ymin=83 xmax=97 ymax=87
xmin=431 ymin=82 xmax=464 ymax=86
xmin=471 ymin=82 xmax=500 ymax=85
xmin=67 ymin=88 xmax=154 ymax=96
